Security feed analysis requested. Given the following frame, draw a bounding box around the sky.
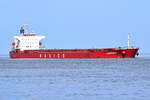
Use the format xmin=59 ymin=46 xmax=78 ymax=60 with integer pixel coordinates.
xmin=0 ymin=0 xmax=149 ymax=55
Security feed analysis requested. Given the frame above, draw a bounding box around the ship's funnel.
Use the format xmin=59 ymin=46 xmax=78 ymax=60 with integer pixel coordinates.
xmin=20 ymin=24 xmax=29 ymax=34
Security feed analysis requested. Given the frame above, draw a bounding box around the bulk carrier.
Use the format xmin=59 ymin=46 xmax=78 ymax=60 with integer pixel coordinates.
xmin=9 ymin=25 xmax=139 ymax=59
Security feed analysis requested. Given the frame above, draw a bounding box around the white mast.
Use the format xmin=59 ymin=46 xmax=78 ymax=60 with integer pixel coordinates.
xmin=128 ymin=33 xmax=131 ymax=48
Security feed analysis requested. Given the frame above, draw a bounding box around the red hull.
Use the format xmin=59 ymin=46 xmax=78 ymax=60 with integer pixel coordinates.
xmin=9 ymin=48 xmax=139 ymax=59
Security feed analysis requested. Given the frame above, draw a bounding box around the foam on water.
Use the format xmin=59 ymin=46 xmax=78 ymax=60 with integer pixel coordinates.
xmin=0 ymin=57 xmax=150 ymax=100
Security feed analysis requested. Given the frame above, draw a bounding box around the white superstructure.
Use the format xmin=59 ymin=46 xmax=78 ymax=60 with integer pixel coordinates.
xmin=13 ymin=33 xmax=45 ymax=51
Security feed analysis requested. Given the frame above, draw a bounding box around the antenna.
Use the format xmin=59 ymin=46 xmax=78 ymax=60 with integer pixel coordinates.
xmin=128 ymin=33 xmax=131 ymax=48
xmin=22 ymin=24 xmax=29 ymax=30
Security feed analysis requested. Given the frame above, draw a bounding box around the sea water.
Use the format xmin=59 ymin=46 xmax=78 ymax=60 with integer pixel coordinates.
xmin=0 ymin=57 xmax=150 ymax=100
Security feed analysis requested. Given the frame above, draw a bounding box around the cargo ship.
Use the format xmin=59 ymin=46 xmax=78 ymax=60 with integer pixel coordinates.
xmin=9 ymin=25 xmax=139 ymax=59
